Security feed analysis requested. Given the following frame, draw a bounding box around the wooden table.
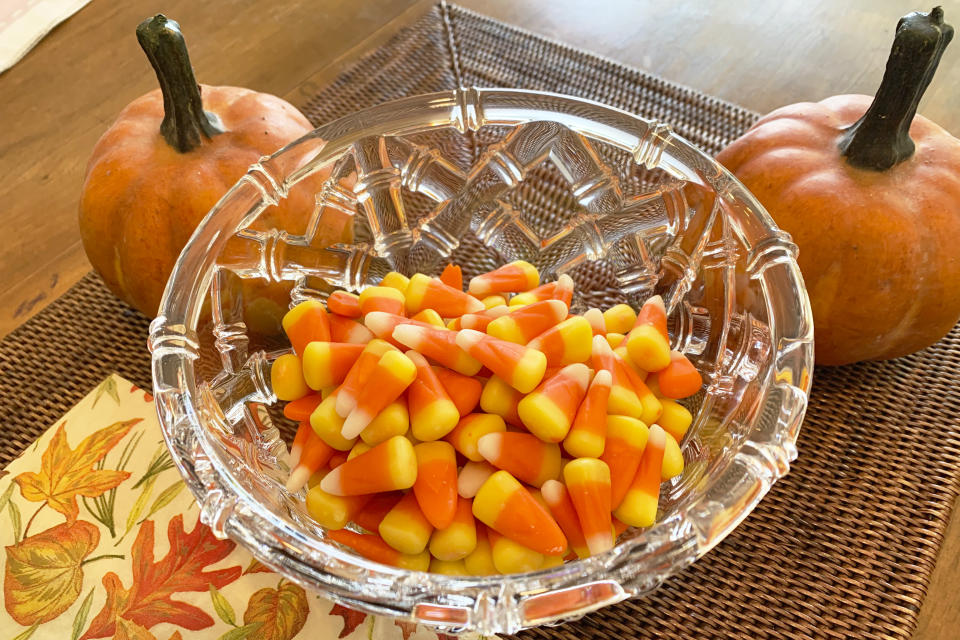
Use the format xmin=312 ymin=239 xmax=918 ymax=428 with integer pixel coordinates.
xmin=0 ymin=1 xmax=956 ymax=636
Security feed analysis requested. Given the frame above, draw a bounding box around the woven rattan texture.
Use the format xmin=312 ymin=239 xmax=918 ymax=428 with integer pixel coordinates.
xmin=2 ymin=4 xmax=958 ymax=639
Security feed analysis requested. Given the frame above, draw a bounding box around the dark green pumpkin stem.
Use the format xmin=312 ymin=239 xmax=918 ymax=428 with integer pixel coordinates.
xmin=838 ymin=7 xmax=953 ymax=171
xmin=136 ymin=15 xmax=224 ymax=153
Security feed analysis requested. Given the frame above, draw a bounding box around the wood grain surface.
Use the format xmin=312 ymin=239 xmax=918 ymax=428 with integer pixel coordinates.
xmin=0 ymin=1 xmax=956 ymax=637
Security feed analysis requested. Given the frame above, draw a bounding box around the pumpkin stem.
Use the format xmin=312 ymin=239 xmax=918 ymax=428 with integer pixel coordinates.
xmin=136 ymin=15 xmax=224 ymax=153
xmin=838 ymin=7 xmax=953 ymax=171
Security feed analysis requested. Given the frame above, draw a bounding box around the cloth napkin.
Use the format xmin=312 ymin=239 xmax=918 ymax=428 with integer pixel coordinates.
xmin=0 ymin=374 xmax=475 ymax=640
xmin=0 ymin=0 xmax=91 ymax=73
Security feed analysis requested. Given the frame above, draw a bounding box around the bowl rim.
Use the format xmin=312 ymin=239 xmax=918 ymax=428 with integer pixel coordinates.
xmin=150 ymin=86 xmax=814 ymax=634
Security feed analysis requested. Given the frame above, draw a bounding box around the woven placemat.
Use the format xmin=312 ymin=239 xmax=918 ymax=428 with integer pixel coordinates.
xmin=2 ymin=3 xmax=958 ymax=639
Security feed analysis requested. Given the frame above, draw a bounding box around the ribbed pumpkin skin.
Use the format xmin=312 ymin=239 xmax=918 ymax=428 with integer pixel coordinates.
xmin=717 ymin=94 xmax=960 ymax=365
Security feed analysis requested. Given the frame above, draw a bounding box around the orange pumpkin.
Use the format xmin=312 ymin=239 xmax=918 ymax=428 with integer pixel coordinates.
xmin=79 ymin=15 xmax=350 ymax=320
xmin=717 ymin=8 xmax=960 ymax=365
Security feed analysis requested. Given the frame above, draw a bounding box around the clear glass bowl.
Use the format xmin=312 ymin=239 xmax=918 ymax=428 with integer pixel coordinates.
xmin=150 ymin=88 xmax=813 ymax=635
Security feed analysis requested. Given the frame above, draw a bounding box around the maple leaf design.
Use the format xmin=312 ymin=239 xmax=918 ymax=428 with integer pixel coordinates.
xmin=80 ymin=514 xmax=241 ymax=639
xmin=329 ymin=603 xmax=368 ymax=638
xmin=243 ymin=558 xmax=274 ymax=575
xmin=4 ymin=520 xmax=100 ymax=626
xmin=14 ymin=420 xmax=138 ymax=523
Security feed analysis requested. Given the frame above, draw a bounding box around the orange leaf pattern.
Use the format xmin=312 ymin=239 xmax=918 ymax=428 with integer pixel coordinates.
xmin=3 ymin=520 xmax=99 ymax=626
xmin=242 ymin=581 xmax=309 ymax=640
xmin=13 ymin=420 xmax=138 ymax=523
xmin=81 ymin=514 xmax=241 ymax=639
xmin=330 ymin=604 xmax=368 ymax=638
xmin=1 ymin=375 xmax=484 ymax=640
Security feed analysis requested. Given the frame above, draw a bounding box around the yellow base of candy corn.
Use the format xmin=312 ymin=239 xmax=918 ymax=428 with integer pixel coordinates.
xmin=657 ymin=398 xmax=693 ymax=441
xmin=430 ymin=558 xmax=470 ymax=575
xmin=412 ymin=400 xmax=460 ymax=441
xmin=626 ymin=325 xmax=671 ymax=372
xmin=661 ymin=432 xmax=684 ymax=481
xmin=360 ymin=400 xmax=409 ymax=445
xmin=563 ymin=429 xmax=605 ymax=459
xmin=464 ymin=536 xmax=497 ymax=575
xmin=614 ymin=490 xmax=658 ymax=528
xmin=517 ymin=395 xmax=572 ymax=443
xmin=429 ymin=521 xmax=478 ymax=561
xmin=310 ymin=395 xmax=357 ymax=451
xmin=491 ymin=536 xmax=544 ymax=574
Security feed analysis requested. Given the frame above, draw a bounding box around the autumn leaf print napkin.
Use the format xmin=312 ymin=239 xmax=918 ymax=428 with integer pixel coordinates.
xmin=0 ymin=374 xmax=481 ymax=640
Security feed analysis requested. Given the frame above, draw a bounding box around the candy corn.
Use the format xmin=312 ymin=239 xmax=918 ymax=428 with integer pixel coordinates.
xmin=272 ymin=353 xmax=309 ymax=401
xmin=614 ymin=425 xmax=666 ymax=527
xmin=381 ymin=271 xmax=411 ymax=292
xmin=282 ymin=300 xmax=330 ymax=355
xmin=601 ymin=415 xmax=649 ymax=508
xmin=306 ymin=472 xmax=372 ymax=529
xmin=445 ymin=413 xmax=506 ymax=462
xmin=605 ymin=332 xmax=625 ymax=349
xmin=481 ymin=295 xmax=508 ymax=309
xmin=430 ymin=559 xmax=470 ymax=575
xmin=410 ymin=308 xmax=445 ymax=327
xmin=359 ymin=286 xmax=405 ymax=317
xmin=472 ymin=471 xmax=567 ymax=556
xmin=457 ymin=460 xmax=497 ymax=499
xmin=347 ymin=441 xmax=372 ymax=460
xmin=459 ymin=305 xmax=511 ymax=331
xmin=455 ymin=329 xmax=547 ymax=393
xmin=326 ymin=529 xmax=430 ymax=571
xmin=479 ymin=376 xmax=524 ymax=426
xmin=591 ymin=336 xmax=642 ymax=420
xmin=327 ymin=451 xmax=348 ymax=469
xmin=352 ymin=492 xmax=402 ymax=532
xmin=392 ymin=323 xmax=483 ymax=376
xmin=406 ymin=273 xmax=484 ymax=316
xmin=583 ymin=308 xmax=606 ymax=336
xmin=335 ymin=338 xmax=397 ymax=417
xmin=327 ymin=291 xmax=361 ymax=318
xmin=320 ymin=435 xmax=417 ymax=495
xmin=486 ymin=299 xmax=568 ymax=344
xmin=379 ymin=491 xmax=434 ymax=554
xmin=284 ymin=394 xmax=324 ymax=422
xmin=440 ymin=263 xmax=462 ymax=290
xmin=301 ymin=342 xmax=364 ymax=390
xmin=429 ymin=496 xmax=477 ymax=561
xmin=626 ymin=295 xmax=671 ymax=372
xmin=432 ymin=366 xmax=482 ymax=416
xmin=286 ymin=422 xmax=335 ymax=492
xmin=341 ymin=350 xmax=417 ymax=439
xmin=603 ymin=304 xmax=637 ymax=334
xmin=487 ymin=529 xmax=544 ymax=573
xmin=328 ymin=314 xmax=376 ymax=344
xmin=656 ymin=398 xmax=693 ymax=442
xmin=563 ymin=369 xmax=612 ymax=458
xmin=517 ymin=364 xmax=591 ymax=442
xmin=654 ymin=351 xmax=703 ymax=399
xmin=310 ymin=391 xmax=357 ymax=451
xmin=563 ymin=458 xmax=613 ymax=555
xmin=406 ymin=351 xmax=460 ymax=441
xmin=359 ymin=397 xmax=409 ymax=445
xmin=463 ymin=525 xmax=498 ymax=575
xmin=477 ymin=432 xmax=562 ymax=488
xmin=509 ymin=274 xmax=574 ymax=307
xmin=614 ymin=351 xmax=663 ymax=425
xmin=661 ymin=431 xmax=684 ymax=481
xmin=540 ymin=479 xmax=590 ymax=559
xmin=413 ymin=442 xmax=458 ymax=529
xmin=468 ymin=260 xmax=539 ymax=297
xmin=527 ymin=316 xmax=593 ymax=367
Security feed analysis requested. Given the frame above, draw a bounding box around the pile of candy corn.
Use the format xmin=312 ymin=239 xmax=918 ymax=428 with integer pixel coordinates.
xmin=270 ymin=261 xmax=702 ymax=575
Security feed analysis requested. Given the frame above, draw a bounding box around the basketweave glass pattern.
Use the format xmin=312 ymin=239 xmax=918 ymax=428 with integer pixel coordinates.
xmin=150 ymin=88 xmax=813 ymax=635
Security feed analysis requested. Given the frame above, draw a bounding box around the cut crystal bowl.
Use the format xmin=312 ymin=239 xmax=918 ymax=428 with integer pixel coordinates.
xmin=150 ymin=88 xmax=813 ymax=635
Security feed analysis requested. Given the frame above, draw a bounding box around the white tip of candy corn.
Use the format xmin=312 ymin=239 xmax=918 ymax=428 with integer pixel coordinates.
xmin=475 ymin=433 xmax=502 ymax=464
xmin=585 ymin=532 xmax=614 ymax=555
xmin=363 ymin=311 xmax=397 ymax=337
xmin=341 ymin=409 xmax=373 ymax=440
xmin=391 ymin=324 xmax=426 ymax=349
xmin=645 ymin=295 xmax=666 ymax=312
xmin=592 ymin=334 xmax=612 ymax=355
xmin=319 ymin=467 xmax=345 ymax=495
xmin=285 ymin=465 xmax=312 ymax=493
xmin=539 ymin=479 xmax=564 ymax=504
xmin=455 ymin=329 xmax=485 ymax=351
xmin=559 ymin=363 xmax=592 ymax=391
xmin=592 ymin=369 xmax=613 ymax=387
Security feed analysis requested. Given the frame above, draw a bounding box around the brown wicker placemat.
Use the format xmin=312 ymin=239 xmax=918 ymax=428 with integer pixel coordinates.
xmin=2 ymin=3 xmax=958 ymax=639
